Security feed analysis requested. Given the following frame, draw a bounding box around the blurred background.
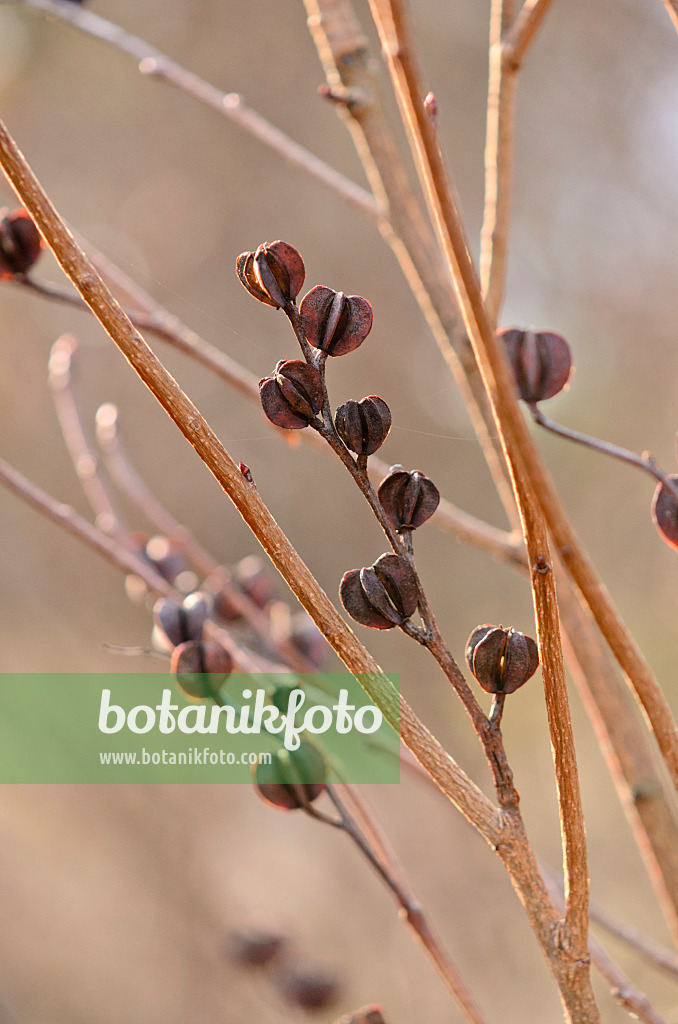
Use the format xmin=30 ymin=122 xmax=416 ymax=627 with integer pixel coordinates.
xmin=1 ymin=0 xmax=678 ymax=1020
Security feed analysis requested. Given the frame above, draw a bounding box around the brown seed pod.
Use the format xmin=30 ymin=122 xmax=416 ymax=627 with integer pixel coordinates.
xmin=652 ymin=475 xmax=678 ymax=550
xmin=153 ymin=592 xmax=209 ymax=649
xmin=171 ymin=640 xmax=233 ymax=699
xmin=335 ymin=395 xmax=391 ymax=456
xmin=259 ymin=359 xmax=324 ymax=429
xmin=498 ymin=327 xmax=572 ymax=404
xmin=377 ymin=465 xmax=440 ymax=532
xmin=236 ymin=241 xmax=305 ymax=308
xmin=0 ymin=208 xmax=43 ymax=278
xmin=340 ymin=553 xmax=419 ymax=630
xmin=254 ymin=742 xmax=327 ymax=810
xmin=299 ymin=285 xmax=373 ymax=356
xmin=231 ymin=929 xmax=288 ymax=968
xmin=465 ymin=625 xmax=539 ymax=695
xmin=282 ymin=967 xmax=340 ymax=1011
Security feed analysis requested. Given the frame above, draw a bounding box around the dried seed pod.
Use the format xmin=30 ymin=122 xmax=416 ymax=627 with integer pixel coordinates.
xmin=340 ymin=553 xmax=419 ymax=630
xmin=153 ymin=593 xmax=209 ymax=649
xmin=259 ymin=359 xmax=324 ymax=429
xmin=377 ymin=465 xmax=440 ymax=532
xmin=299 ymin=285 xmax=373 ymax=356
xmin=282 ymin=967 xmax=340 ymax=1011
xmin=254 ymin=742 xmax=326 ymax=810
xmin=498 ymin=327 xmax=572 ymax=404
xmin=171 ymin=640 xmax=233 ymax=699
xmin=0 ymin=208 xmax=43 ymax=278
xmin=335 ymin=395 xmax=391 ymax=456
xmin=144 ymin=534 xmax=188 ymax=583
xmin=236 ymin=241 xmax=305 ymax=308
xmin=465 ymin=624 xmax=539 ymax=695
xmin=652 ymin=476 xmax=678 ymax=550
xmin=231 ymin=929 xmax=288 ymax=968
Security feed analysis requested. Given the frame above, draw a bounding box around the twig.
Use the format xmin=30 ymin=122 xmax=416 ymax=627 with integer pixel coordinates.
xmin=588 ymin=898 xmax=678 ymax=981
xmin=323 ymin=786 xmax=490 ymax=1024
xmin=48 ymin=333 xmax=127 ymax=539
xmin=16 ymin=0 xmax=382 ymax=224
xmin=367 ymin=2 xmax=597 ymax=1019
xmin=532 ymin=405 xmax=678 ymax=505
xmin=502 ymin=0 xmax=556 ymax=71
xmin=0 ymin=112 xmax=507 ymax=854
xmin=479 ymin=0 xmax=518 ymax=327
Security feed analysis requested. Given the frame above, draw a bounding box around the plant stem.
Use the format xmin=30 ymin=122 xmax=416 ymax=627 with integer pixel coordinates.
xmin=532 ymin=405 xmax=678 ymax=504
xmin=502 ymin=0 xmax=556 ymax=70
xmin=17 ymin=0 xmax=382 ymax=224
xmin=323 ymin=786 xmax=491 ymax=1024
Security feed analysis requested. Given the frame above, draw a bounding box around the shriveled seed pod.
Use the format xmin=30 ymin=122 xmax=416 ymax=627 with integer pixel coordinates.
xmin=236 ymin=241 xmax=305 ymax=308
xmin=299 ymin=285 xmax=373 ymax=356
xmin=465 ymin=624 xmax=539 ymax=695
xmin=259 ymin=359 xmax=324 ymax=429
xmin=335 ymin=395 xmax=391 ymax=456
xmin=171 ymin=640 xmax=233 ymax=699
xmin=377 ymin=465 xmax=440 ymax=532
xmin=652 ymin=476 xmax=678 ymax=550
xmin=254 ymin=741 xmax=327 ymax=810
xmin=498 ymin=327 xmax=572 ymax=404
xmin=0 ymin=208 xmax=43 ymax=278
xmin=153 ymin=592 xmax=209 ymax=649
xmin=340 ymin=553 xmax=419 ymax=630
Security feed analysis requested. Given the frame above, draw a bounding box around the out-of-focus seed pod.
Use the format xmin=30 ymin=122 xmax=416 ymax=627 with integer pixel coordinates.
xmin=465 ymin=624 xmax=539 ymax=695
xmin=171 ymin=640 xmax=233 ymax=699
xmin=282 ymin=967 xmax=340 ymax=1011
xmin=260 ymin=359 xmax=324 ymax=429
xmin=340 ymin=553 xmax=419 ymax=630
xmin=300 ymin=285 xmax=373 ymax=356
xmin=231 ymin=929 xmax=288 ymax=968
xmin=236 ymin=241 xmax=305 ymax=308
xmin=153 ymin=593 xmax=209 ymax=649
xmin=377 ymin=465 xmax=440 ymax=532
xmin=144 ymin=535 xmax=188 ymax=583
xmin=498 ymin=327 xmax=572 ymax=404
xmin=335 ymin=396 xmax=391 ymax=456
xmin=0 ymin=208 xmax=43 ymax=278
xmin=652 ymin=476 xmax=678 ymax=550
xmin=254 ymin=741 xmax=327 ymax=810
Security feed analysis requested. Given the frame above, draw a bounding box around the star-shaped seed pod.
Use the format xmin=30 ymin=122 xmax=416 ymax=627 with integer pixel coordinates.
xmin=335 ymin=396 xmax=391 ymax=456
xmin=498 ymin=328 xmax=572 ymax=404
xmin=465 ymin=624 xmax=539 ymax=695
xmin=259 ymin=359 xmax=324 ymax=429
xmin=236 ymin=241 xmax=305 ymax=308
xmin=300 ymin=285 xmax=373 ymax=356
xmin=377 ymin=465 xmax=440 ymax=532
xmin=340 ymin=553 xmax=419 ymax=630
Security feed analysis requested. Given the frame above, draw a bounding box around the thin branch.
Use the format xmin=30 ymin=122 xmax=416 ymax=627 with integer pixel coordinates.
xmin=479 ymin=0 xmax=518 ymax=327
xmin=588 ymin=899 xmax=678 ymax=981
xmin=502 ymin=0 xmax=556 ymax=71
xmin=0 ymin=112 xmax=506 ymax=854
xmin=367 ymin=2 xmax=596 ymax=1018
xmin=324 ymin=786 xmax=491 ymax=1024
xmin=15 ymin=0 xmax=382 ymax=224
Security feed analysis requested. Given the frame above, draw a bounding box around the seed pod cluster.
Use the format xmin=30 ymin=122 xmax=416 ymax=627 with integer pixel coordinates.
xmin=652 ymin=476 xmax=678 ymax=550
xmin=259 ymin=359 xmax=324 ymax=429
xmin=254 ymin=741 xmax=327 ymax=810
xmin=378 ymin=465 xmax=440 ymax=532
xmin=153 ymin=592 xmax=209 ymax=649
xmin=335 ymin=396 xmax=391 ymax=456
xmin=340 ymin=553 xmax=419 ymax=630
xmin=300 ymin=285 xmax=373 ymax=356
xmin=0 ymin=208 xmax=42 ymax=278
xmin=236 ymin=241 xmax=305 ymax=308
xmin=465 ymin=624 xmax=539 ymax=695
xmin=498 ymin=327 xmax=572 ymax=404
